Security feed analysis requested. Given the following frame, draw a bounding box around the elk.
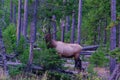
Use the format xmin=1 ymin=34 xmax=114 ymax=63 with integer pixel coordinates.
xmin=44 ymin=33 xmax=83 ymax=70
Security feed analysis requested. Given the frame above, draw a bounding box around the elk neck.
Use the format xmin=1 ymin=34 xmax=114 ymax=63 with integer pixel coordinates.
xmin=46 ymin=39 xmax=57 ymax=48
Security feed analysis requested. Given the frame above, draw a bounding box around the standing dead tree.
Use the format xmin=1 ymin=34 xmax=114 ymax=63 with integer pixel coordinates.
xmin=109 ymin=63 xmax=120 ymax=80
xmin=23 ymin=0 xmax=28 ymax=40
xmin=51 ymin=15 xmax=57 ymax=40
xmin=77 ymin=0 xmax=82 ymax=44
xmin=27 ymin=0 xmax=38 ymax=72
xmin=61 ymin=20 xmax=65 ymax=42
xmin=0 ymin=28 xmax=9 ymax=76
xmin=110 ymin=0 xmax=116 ymax=73
xmin=17 ymin=0 xmax=22 ymax=45
xmin=70 ymin=10 xmax=75 ymax=43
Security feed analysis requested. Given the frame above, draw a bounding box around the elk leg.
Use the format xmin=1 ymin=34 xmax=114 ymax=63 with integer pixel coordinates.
xmin=75 ymin=58 xmax=82 ymax=71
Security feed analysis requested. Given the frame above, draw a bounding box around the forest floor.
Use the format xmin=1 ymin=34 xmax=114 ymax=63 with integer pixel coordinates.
xmin=0 ymin=59 xmax=110 ymax=80
xmin=64 ymin=59 xmax=110 ymax=80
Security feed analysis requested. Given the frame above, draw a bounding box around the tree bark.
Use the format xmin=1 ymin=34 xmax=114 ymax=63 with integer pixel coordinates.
xmin=110 ymin=0 xmax=116 ymax=73
xmin=0 ymin=28 xmax=9 ymax=76
xmin=103 ymin=18 xmax=107 ymax=44
xmin=98 ymin=20 xmax=101 ymax=44
xmin=119 ymin=23 xmax=120 ymax=48
xmin=23 ymin=0 xmax=28 ymax=40
xmin=94 ymin=27 xmax=97 ymax=45
xmin=51 ymin=15 xmax=57 ymax=40
xmin=77 ymin=0 xmax=82 ymax=44
xmin=10 ymin=0 xmax=13 ymax=23
xmin=27 ymin=0 xmax=38 ymax=71
xmin=109 ymin=63 xmax=120 ymax=80
xmin=70 ymin=11 xmax=75 ymax=43
xmin=17 ymin=0 xmax=22 ymax=45
xmin=61 ymin=20 xmax=65 ymax=42
xmin=65 ymin=16 xmax=70 ymax=32
xmin=13 ymin=4 xmax=17 ymax=26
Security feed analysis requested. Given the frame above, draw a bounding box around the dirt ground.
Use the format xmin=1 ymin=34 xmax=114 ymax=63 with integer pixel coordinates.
xmin=64 ymin=59 xmax=110 ymax=79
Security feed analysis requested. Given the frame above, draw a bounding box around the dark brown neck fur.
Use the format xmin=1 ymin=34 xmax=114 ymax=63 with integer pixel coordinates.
xmin=45 ymin=34 xmax=57 ymax=49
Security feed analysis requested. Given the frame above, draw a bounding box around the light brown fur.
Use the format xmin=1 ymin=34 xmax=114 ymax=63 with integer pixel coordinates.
xmin=45 ymin=33 xmax=83 ymax=70
xmin=51 ymin=40 xmax=83 ymax=58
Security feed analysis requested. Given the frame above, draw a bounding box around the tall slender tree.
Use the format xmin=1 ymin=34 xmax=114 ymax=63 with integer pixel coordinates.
xmin=17 ymin=0 xmax=22 ymax=45
xmin=0 ymin=28 xmax=8 ymax=76
xmin=23 ymin=0 xmax=28 ymax=40
xmin=103 ymin=18 xmax=107 ymax=44
xmin=51 ymin=15 xmax=57 ymax=40
xmin=10 ymin=0 xmax=13 ymax=23
xmin=70 ymin=10 xmax=75 ymax=43
xmin=61 ymin=20 xmax=65 ymax=42
xmin=77 ymin=0 xmax=82 ymax=44
xmin=119 ymin=23 xmax=120 ymax=47
xmin=65 ymin=16 xmax=70 ymax=32
xmin=27 ymin=0 xmax=38 ymax=71
xmin=110 ymin=0 xmax=116 ymax=73
xmin=13 ymin=4 xmax=16 ymax=26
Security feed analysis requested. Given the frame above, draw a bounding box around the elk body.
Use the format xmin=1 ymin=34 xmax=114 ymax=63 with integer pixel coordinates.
xmin=45 ymin=33 xmax=83 ymax=70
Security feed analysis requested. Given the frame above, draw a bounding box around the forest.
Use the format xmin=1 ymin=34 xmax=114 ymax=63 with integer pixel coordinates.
xmin=0 ymin=0 xmax=120 ymax=80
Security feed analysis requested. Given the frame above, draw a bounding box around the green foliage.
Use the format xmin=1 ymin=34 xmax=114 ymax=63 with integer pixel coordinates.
xmin=86 ymin=64 xmax=102 ymax=80
xmin=109 ymin=48 xmax=120 ymax=62
xmin=44 ymin=71 xmax=73 ymax=80
xmin=89 ymin=48 xmax=108 ymax=67
xmin=33 ymin=41 xmax=64 ymax=70
xmin=3 ymin=24 xmax=16 ymax=53
xmin=3 ymin=24 xmax=29 ymax=63
xmin=9 ymin=66 xmax=23 ymax=76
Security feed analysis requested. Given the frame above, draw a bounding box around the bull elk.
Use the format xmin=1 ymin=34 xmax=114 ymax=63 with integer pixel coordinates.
xmin=44 ymin=32 xmax=83 ymax=71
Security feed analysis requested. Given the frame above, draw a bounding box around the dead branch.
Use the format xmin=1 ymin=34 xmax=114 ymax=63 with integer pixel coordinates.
xmin=80 ymin=51 xmax=95 ymax=55
xmin=82 ymin=45 xmax=102 ymax=51
xmin=109 ymin=63 xmax=120 ymax=80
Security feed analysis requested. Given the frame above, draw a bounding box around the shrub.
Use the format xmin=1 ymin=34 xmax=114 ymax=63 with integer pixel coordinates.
xmin=42 ymin=71 xmax=73 ymax=80
xmin=3 ymin=24 xmax=16 ymax=53
xmin=109 ymin=47 xmax=120 ymax=62
xmin=89 ymin=48 xmax=108 ymax=67
xmin=34 ymin=41 xmax=64 ymax=70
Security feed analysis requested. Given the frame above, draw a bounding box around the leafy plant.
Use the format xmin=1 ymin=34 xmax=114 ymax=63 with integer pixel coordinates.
xmin=3 ymin=24 xmax=16 ymax=53
xmin=34 ymin=42 xmax=64 ymax=70
xmin=45 ymin=71 xmax=73 ymax=80
xmin=109 ymin=48 xmax=120 ymax=62
xmin=89 ymin=48 xmax=108 ymax=67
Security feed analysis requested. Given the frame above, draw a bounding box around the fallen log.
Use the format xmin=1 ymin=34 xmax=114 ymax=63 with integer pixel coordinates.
xmin=109 ymin=63 xmax=120 ymax=80
xmin=30 ymin=65 xmax=74 ymax=75
xmin=82 ymin=45 xmax=101 ymax=51
xmin=0 ymin=61 xmax=22 ymax=66
xmin=80 ymin=51 xmax=95 ymax=55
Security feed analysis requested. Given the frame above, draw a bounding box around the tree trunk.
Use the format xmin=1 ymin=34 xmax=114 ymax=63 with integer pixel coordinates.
xmin=23 ymin=0 xmax=28 ymax=40
xmin=77 ymin=0 xmax=82 ymax=44
xmin=13 ymin=4 xmax=16 ymax=26
xmin=109 ymin=63 xmax=120 ymax=80
xmin=51 ymin=15 xmax=57 ymax=40
xmin=0 ymin=28 xmax=9 ymax=76
xmin=1 ymin=0 xmax=5 ymax=27
xmin=10 ymin=0 xmax=13 ymax=23
xmin=119 ymin=23 xmax=120 ymax=48
xmin=65 ymin=16 xmax=70 ymax=32
xmin=110 ymin=0 xmax=116 ymax=73
xmin=70 ymin=11 xmax=75 ymax=43
xmin=98 ymin=20 xmax=101 ymax=44
xmin=17 ymin=0 xmax=22 ymax=45
xmin=27 ymin=0 xmax=38 ymax=71
xmin=94 ymin=27 xmax=97 ymax=45
xmin=103 ymin=18 xmax=107 ymax=44
xmin=61 ymin=20 xmax=65 ymax=42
